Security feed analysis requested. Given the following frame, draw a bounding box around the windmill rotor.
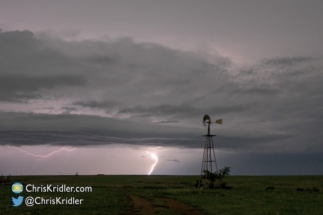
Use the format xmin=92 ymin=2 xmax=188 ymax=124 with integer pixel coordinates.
xmin=203 ymin=114 xmax=211 ymax=128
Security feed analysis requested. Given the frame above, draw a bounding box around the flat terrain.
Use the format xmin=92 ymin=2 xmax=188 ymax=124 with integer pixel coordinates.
xmin=1 ymin=175 xmax=323 ymax=214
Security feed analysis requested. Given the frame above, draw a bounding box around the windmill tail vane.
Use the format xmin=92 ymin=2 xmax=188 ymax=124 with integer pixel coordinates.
xmin=215 ymin=119 xmax=222 ymax=124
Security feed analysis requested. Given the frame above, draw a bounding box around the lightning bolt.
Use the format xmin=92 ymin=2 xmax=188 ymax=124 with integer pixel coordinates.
xmin=12 ymin=147 xmax=76 ymax=158
xmin=146 ymin=151 xmax=158 ymax=175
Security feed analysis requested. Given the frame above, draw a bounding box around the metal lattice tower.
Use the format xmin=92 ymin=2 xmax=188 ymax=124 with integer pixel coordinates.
xmin=198 ymin=115 xmax=222 ymax=188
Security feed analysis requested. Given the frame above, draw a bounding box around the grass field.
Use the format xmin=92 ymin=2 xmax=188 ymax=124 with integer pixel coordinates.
xmin=1 ymin=175 xmax=323 ymax=214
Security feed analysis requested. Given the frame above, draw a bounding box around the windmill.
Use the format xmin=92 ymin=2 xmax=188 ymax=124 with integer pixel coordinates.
xmin=198 ymin=114 xmax=222 ymax=188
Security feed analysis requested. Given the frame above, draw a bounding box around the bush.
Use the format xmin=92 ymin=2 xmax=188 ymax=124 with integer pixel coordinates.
xmin=199 ymin=166 xmax=232 ymax=189
xmin=265 ymin=186 xmax=275 ymax=191
xmin=296 ymin=187 xmax=304 ymax=191
xmin=312 ymin=186 xmax=320 ymax=192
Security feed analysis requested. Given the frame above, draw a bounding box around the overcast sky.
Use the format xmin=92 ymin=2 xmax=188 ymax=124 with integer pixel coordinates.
xmin=1 ymin=0 xmax=323 ymax=175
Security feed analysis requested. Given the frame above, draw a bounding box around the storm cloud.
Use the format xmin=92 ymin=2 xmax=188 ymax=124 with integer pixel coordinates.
xmin=0 ymin=29 xmax=322 ymax=154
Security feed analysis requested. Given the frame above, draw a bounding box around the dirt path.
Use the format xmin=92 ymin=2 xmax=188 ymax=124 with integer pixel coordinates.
xmin=159 ymin=197 xmax=203 ymax=215
xmin=129 ymin=195 xmax=156 ymax=215
xmin=129 ymin=195 xmax=203 ymax=215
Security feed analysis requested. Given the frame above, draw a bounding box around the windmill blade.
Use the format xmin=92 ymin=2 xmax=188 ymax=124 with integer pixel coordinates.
xmin=203 ymin=115 xmax=211 ymax=127
xmin=215 ymin=119 xmax=223 ymax=124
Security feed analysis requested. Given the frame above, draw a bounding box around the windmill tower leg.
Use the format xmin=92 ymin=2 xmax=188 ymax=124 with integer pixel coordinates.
xmin=199 ymin=136 xmax=209 ymax=188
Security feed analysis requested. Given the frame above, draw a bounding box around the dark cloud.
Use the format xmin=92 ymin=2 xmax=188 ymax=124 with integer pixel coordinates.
xmin=0 ymin=30 xmax=36 ymax=50
xmin=73 ymin=100 xmax=121 ymax=109
xmin=229 ymin=87 xmax=279 ymax=96
xmin=74 ymin=99 xmax=249 ymax=120
xmin=84 ymin=55 xmax=120 ymax=64
xmin=261 ymin=56 xmax=315 ymax=66
xmin=0 ymin=112 xmax=200 ymax=147
xmin=61 ymin=107 xmax=78 ymax=114
xmin=0 ymin=30 xmax=83 ymax=76
xmin=0 ymin=30 xmax=87 ymax=102
xmin=118 ymin=104 xmax=248 ymax=119
xmin=0 ymin=74 xmax=86 ymax=101
xmin=0 ymin=30 xmax=322 ymax=154
xmin=153 ymin=120 xmax=179 ymax=124
xmin=119 ymin=104 xmax=198 ymax=117
xmin=0 ymin=129 xmax=199 ymax=148
xmin=0 ymin=112 xmax=304 ymax=153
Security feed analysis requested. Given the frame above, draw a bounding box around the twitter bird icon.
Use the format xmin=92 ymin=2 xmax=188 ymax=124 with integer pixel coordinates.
xmin=12 ymin=196 xmax=24 ymax=207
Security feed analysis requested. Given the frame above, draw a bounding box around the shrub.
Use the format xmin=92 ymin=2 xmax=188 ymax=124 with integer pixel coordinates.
xmin=312 ymin=186 xmax=320 ymax=192
xmin=296 ymin=187 xmax=304 ymax=191
xmin=265 ymin=186 xmax=275 ymax=191
xmin=199 ymin=166 xmax=232 ymax=189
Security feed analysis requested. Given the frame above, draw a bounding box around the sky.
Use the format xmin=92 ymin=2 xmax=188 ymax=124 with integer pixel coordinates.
xmin=0 ymin=0 xmax=323 ymax=175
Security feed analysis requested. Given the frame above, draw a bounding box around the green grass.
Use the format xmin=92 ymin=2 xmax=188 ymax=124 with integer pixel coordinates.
xmin=1 ymin=175 xmax=323 ymax=214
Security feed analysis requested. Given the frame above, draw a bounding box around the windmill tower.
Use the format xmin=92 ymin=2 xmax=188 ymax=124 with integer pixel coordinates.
xmin=199 ymin=115 xmax=222 ymax=188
